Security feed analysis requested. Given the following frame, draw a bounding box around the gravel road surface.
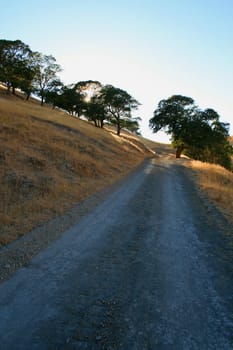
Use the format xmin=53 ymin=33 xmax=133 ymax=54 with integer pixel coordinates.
xmin=0 ymin=156 xmax=232 ymax=349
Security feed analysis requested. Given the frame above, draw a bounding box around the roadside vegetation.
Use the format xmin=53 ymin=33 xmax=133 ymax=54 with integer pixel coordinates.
xmin=0 ymin=89 xmax=154 ymax=246
xmin=150 ymin=95 xmax=233 ymax=170
xmin=189 ymin=160 xmax=233 ymax=226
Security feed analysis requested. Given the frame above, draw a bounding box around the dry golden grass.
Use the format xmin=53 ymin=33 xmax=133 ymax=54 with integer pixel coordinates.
xmin=0 ymin=89 xmax=155 ymax=246
xmin=188 ymin=160 xmax=233 ymax=225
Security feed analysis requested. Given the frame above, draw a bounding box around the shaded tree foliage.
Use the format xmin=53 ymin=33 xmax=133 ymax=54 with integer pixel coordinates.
xmin=32 ymin=53 xmax=62 ymax=106
xmin=0 ymin=40 xmax=62 ymax=105
xmin=83 ymin=96 xmax=106 ymax=128
xmin=0 ymin=39 xmax=32 ymax=94
xmin=75 ymin=80 xmax=102 ymax=98
xmin=44 ymin=79 xmax=64 ymax=108
xmin=54 ymin=85 xmax=84 ymax=116
xmin=149 ymin=95 xmax=232 ymax=169
xmin=75 ymin=80 xmax=102 ymax=119
xmin=100 ymin=85 xmax=140 ymax=135
xmin=122 ymin=117 xmax=142 ymax=135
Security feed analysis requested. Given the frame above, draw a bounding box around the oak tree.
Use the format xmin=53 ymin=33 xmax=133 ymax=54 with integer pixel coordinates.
xmin=100 ymin=85 xmax=140 ymax=135
xmin=149 ymin=95 xmax=232 ymax=168
xmin=32 ymin=53 xmax=62 ymax=106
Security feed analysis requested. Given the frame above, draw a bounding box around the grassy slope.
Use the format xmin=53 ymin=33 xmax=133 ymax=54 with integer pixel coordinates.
xmin=1 ymin=89 xmax=232 ymax=247
xmin=0 ymin=90 xmax=155 ymax=246
xmin=189 ymin=160 xmax=233 ymax=226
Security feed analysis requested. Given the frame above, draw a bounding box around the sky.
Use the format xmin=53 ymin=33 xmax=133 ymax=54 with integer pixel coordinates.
xmin=1 ymin=0 xmax=233 ymax=142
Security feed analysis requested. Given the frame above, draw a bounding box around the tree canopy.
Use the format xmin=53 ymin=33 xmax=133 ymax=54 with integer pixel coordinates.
xmin=32 ymin=53 xmax=62 ymax=105
xmin=99 ymin=85 xmax=140 ymax=135
xmin=0 ymin=40 xmax=61 ymax=104
xmin=149 ymin=95 xmax=233 ymax=169
xmin=0 ymin=39 xmax=32 ymax=94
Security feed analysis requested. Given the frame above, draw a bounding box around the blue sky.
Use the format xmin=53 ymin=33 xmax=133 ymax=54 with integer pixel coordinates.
xmin=1 ymin=0 xmax=233 ymax=142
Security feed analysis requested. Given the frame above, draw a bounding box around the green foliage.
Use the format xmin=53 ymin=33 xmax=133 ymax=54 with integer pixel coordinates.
xmin=0 ymin=39 xmax=32 ymax=94
xmin=120 ymin=117 xmax=141 ymax=135
xmin=150 ymin=95 xmax=233 ymax=169
xmin=44 ymin=79 xmax=64 ymax=107
xmin=100 ymin=85 xmax=140 ymax=135
xmin=54 ymin=85 xmax=84 ymax=116
xmin=75 ymin=80 xmax=103 ymax=120
xmin=0 ymin=40 xmax=62 ymax=105
xmin=83 ymin=96 xmax=106 ymax=128
xmin=75 ymin=80 xmax=102 ymax=97
xmin=32 ymin=53 xmax=62 ymax=105
xmin=185 ymin=118 xmax=233 ymax=169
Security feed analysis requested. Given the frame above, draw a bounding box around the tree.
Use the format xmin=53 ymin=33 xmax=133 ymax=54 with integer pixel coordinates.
xmin=100 ymin=85 xmax=140 ymax=135
xmin=150 ymin=95 xmax=196 ymax=157
xmin=0 ymin=39 xmax=32 ymax=94
xmin=32 ymin=53 xmax=62 ymax=106
xmin=149 ymin=95 xmax=232 ymax=168
xmin=186 ymin=114 xmax=233 ymax=169
xmin=82 ymin=87 xmax=107 ymax=128
xmin=55 ymin=85 xmax=84 ymax=116
xmin=18 ymin=65 xmax=36 ymax=100
xmin=74 ymin=80 xmax=102 ymax=117
xmin=122 ymin=116 xmax=141 ymax=135
xmin=83 ymin=96 xmax=106 ymax=128
xmin=75 ymin=80 xmax=102 ymax=98
xmin=44 ymin=79 xmax=64 ymax=108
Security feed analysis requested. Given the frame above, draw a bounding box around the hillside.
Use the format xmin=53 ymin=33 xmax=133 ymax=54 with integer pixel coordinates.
xmin=0 ymin=89 xmax=157 ymax=246
xmin=1 ymin=89 xmax=233 ymax=250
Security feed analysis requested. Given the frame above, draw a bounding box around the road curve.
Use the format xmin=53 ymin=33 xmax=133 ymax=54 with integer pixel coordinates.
xmin=0 ymin=156 xmax=232 ymax=349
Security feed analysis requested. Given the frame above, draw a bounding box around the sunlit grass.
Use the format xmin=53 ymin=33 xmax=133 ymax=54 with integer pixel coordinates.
xmin=0 ymin=90 xmax=154 ymax=246
xmin=189 ymin=160 xmax=233 ymax=225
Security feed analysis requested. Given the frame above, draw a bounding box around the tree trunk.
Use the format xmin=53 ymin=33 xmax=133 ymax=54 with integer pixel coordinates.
xmin=41 ymin=95 xmax=44 ymax=106
xmin=117 ymin=123 xmax=121 ymax=135
xmin=176 ymin=145 xmax=184 ymax=158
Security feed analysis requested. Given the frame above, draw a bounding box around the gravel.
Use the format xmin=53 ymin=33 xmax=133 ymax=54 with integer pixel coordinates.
xmin=0 ymin=156 xmax=232 ymax=349
xmin=0 ymin=161 xmax=147 ymax=283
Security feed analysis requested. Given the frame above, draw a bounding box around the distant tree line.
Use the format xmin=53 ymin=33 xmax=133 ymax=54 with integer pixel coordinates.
xmin=150 ymin=95 xmax=233 ymax=170
xmin=0 ymin=39 xmax=141 ymax=135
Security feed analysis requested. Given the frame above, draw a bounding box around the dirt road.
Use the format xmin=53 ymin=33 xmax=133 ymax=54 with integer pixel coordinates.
xmin=0 ymin=157 xmax=232 ymax=349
